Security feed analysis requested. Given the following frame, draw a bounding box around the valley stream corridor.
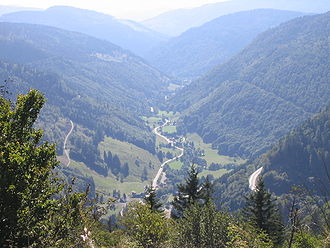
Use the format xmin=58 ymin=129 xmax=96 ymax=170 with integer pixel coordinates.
xmin=152 ymin=119 xmax=184 ymax=188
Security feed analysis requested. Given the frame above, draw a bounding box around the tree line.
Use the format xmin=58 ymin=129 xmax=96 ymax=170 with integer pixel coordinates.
xmin=1 ymin=90 xmax=329 ymax=247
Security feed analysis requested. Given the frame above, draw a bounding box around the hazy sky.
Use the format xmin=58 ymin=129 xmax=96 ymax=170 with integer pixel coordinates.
xmin=0 ymin=0 xmax=228 ymax=20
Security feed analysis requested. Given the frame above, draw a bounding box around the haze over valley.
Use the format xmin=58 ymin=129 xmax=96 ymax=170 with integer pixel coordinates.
xmin=0 ymin=1 xmax=329 ymax=246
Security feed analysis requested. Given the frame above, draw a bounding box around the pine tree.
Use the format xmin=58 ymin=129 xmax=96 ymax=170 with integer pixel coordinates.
xmin=172 ymin=165 xmax=206 ymax=218
xmin=202 ymin=177 xmax=214 ymax=204
xmin=143 ymin=183 xmax=163 ymax=213
xmin=243 ymin=177 xmax=284 ymax=246
xmin=111 ymin=154 xmax=121 ymax=175
xmin=121 ymin=162 xmax=129 ymax=178
xmin=141 ymin=166 xmax=148 ymax=182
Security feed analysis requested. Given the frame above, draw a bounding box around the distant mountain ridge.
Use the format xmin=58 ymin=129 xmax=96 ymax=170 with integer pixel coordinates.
xmin=170 ymin=12 xmax=330 ymax=158
xmin=143 ymin=0 xmax=330 ymax=36
xmin=146 ymin=9 xmax=305 ymax=79
xmin=0 ymin=6 xmax=168 ymax=57
xmin=0 ymin=22 xmax=170 ymax=173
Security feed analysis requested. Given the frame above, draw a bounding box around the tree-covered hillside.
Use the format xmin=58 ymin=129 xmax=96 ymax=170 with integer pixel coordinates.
xmin=213 ymin=106 xmax=330 ymax=211
xmin=170 ymin=12 xmax=330 ymax=158
xmin=0 ymin=22 xmax=169 ymax=103
xmin=0 ymin=6 xmax=168 ymax=57
xmin=0 ymin=22 xmax=170 ymax=174
xmin=147 ymin=9 xmax=305 ymax=79
xmin=261 ymin=106 xmax=330 ymax=196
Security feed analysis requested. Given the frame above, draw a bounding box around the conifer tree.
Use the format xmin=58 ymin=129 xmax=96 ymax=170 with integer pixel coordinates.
xmin=172 ymin=165 xmax=206 ymax=218
xmin=141 ymin=166 xmax=148 ymax=181
xmin=202 ymin=177 xmax=214 ymax=204
xmin=243 ymin=177 xmax=284 ymax=246
xmin=121 ymin=162 xmax=129 ymax=178
xmin=143 ymin=183 xmax=163 ymax=213
xmin=112 ymin=154 xmax=121 ymax=175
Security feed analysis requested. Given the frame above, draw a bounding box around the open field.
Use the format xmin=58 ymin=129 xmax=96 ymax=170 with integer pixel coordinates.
xmin=186 ymin=133 xmax=246 ymax=166
xmin=162 ymin=125 xmax=177 ymax=134
xmin=141 ymin=116 xmax=162 ymax=126
xmin=69 ymin=160 xmax=148 ymax=195
xmin=168 ymin=160 xmax=183 ymax=170
xmin=98 ymin=136 xmax=161 ymax=180
xmin=199 ymin=169 xmax=230 ymax=179
xmin=156 ymin=134 xmax=168 ymax=146
xmin=157 ymin=110 xmax=180 ymax=120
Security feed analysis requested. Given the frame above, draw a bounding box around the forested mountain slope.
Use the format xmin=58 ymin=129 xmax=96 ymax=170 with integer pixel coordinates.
xmin=261 ymin=106 xmax=330 ymax=195
xmin=0 ymin=22 xmax=170 ymax=173
xmin=0 ymin=6 xmax=167 ymax=57
xmin=0 ymin=22 xmax=169 ymax=108
xmin=146 ymin=9 xmax=304 ymax=79
xmin=213 ymin=106 xmax=330 ymax=211
xmin=142 ymin=0 xmax=330 ymax=36
xmin=170 ymin=12 xmax=330 ymax=158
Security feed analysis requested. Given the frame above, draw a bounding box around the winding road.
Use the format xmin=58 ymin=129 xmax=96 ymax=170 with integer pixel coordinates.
xmin=63 ymin=120 xmax=74 ymax=166
xmin=152 ymin=120 xmax=184 ymax=188
xmin=249 ymin=167 xmax=263 ymax=191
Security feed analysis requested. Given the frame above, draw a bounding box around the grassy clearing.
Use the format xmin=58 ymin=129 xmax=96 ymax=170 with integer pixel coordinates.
xmin=156 ymin=134 xmax=168 ymax=146
xmin=98 ymin=136 xmax=160 ymax=182
xmin=199 ymin=169 xmax=230 ymax=179
xmin=162 ymin=125 xmax=177 ymax=134
xmin=69 ymin=160 xmax=147 ymax=195
xmin=168 ymin=160 xmax=183 ymax=170
xmin=141 ymin=116 xmax=162 ymax=130
xmin=158 ymin=110 xmax=175 ymax=118
xmin=157 ymin=111 xmax=180 ymax=120
xmin=141 ymin=116 xmax=162 ymax=124
xmin=186 ymin=133 xmax=246 ymax=166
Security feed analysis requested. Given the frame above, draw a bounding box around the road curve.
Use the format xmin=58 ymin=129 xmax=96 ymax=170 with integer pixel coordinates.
xmin=152 ymin=120 xmax=184 ymax=188
xmin=249 ymin=167 xmax=263 ymax=191
xmin=63 ymin=120 xmax=74 ymax=167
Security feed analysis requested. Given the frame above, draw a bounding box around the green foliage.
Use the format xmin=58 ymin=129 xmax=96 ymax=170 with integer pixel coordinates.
xmin=0 ymin=89 xmax=57 ymax=246
xmin=288 ymin=231 xmax=323 ymax=248
xmin=177 ymin=202 xmax=230 ymax=248
xmin=0 ymin=89 xmax=99 ymax=247
xmin=170 ymin=12 xmax=330 ymax=158
xmin=0 ymin=22 xmax=172 ymax=174
xmin=99 ymin=136 xmax=161 ymax=183
xmin=243 ymin=178 xmax=284 ymax=246
xmin=213 ymin=106 xmax=330 ymax=212
xmin=261 ymin=106 xmax=330 ymax=196
xmin=144 ymin=183 xmax=163 ymax=213
xmin=119 ymin=201 xmax=175 ymax=248
xmin=172 ymin=165 xmax=208 ymax=218
xmin=226 ymin=222 xmax=273 ymax=248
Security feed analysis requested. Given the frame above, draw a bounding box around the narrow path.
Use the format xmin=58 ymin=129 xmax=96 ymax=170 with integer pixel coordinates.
xmin=249 ymin=167 xmax=263 ymax=191
xmin=63 ymin=120 xmax=74 ymax=167
xmin=152 ymin=120 xmax=184 ymax=188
